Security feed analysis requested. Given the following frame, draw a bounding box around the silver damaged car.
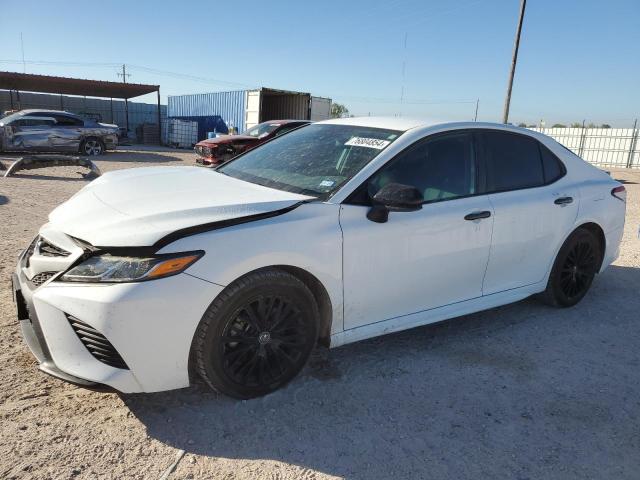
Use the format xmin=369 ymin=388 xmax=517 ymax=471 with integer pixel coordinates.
xmin=0 ymin=109 xmax=118 ymax=155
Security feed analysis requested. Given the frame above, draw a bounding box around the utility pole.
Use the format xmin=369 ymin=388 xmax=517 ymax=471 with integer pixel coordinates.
xmin=399 ymin=32 xmax=408 ymax=117
xmin=117 ymin=64 xmax=131 ymax=83
xmin=117 ymin=64 xmax=131 ymax=134
xmin=502 ymin=0 xmax=527 ymax=124
xmin=20 ymin=33 xmax=26 ymax=73
xmin=474 ymin=98 xmax=479 ymax=121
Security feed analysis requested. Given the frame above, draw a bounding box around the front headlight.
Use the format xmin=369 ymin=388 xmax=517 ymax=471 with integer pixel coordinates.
xmin=60 ymin=251 xmax=203 ymax=283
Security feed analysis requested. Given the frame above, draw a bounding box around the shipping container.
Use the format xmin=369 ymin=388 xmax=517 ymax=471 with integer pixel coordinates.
xmin=168 ymin=88 xmax=332 ymax=134
xmin=310 ymin=96 xmax=331 ymax=121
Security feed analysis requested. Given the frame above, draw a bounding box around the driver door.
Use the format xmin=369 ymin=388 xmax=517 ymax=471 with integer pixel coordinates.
xmin=340 ymin=131 xmax=494 ymax=330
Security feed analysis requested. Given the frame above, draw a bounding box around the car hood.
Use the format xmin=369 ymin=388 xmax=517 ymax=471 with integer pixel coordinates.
xmin=48 ymin=166 xmax=312 ymax=247
xmin=197 ymin=135 xmax=256 ymax=146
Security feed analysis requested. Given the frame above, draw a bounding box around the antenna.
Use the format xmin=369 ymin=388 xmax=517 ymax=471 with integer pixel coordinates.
xmin=399 ymin=32 xmax=408 ymax=116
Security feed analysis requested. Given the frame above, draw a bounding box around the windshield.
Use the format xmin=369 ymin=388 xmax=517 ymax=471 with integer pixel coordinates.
xmin=243 ymin=122 xmax=281 ymax=138
xmin=218 ymin=124 xmax=401 ymax=197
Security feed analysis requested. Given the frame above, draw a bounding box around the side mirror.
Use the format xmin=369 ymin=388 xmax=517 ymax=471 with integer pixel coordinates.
xmin=367 ymin=183 xmax=423 ymax=223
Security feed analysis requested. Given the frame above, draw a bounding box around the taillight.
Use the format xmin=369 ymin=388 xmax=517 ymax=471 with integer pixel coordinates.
xmin=611 ymin=185 xmax=626 ymax=202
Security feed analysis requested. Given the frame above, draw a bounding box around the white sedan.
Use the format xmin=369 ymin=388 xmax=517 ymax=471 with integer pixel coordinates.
xmin=12 ymin=117 xmax=626 ymax=398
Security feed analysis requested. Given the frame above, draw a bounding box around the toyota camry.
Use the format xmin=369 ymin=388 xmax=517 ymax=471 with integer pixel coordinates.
xmin=12 ymin=117 xmax=626 ymax=398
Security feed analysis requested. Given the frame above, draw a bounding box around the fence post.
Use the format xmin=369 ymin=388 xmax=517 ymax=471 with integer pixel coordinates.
xmin=578 ymin=119 xmax=587 ymax=157
xmin=626 ymin=118 xmax=638 ymax=169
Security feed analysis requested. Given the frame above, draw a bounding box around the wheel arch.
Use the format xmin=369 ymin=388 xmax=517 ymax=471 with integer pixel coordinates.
xmin=575 ymin=221 xmax=606 ymax=271
xmin=187 ymin=264 xmax=334 ymax=383
xmin=274 ymin=265 xmax=333 ymax=347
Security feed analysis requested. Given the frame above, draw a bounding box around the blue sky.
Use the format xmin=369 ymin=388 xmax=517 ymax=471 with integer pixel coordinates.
xmin=1 ymin=0 xmax=638 ymax=126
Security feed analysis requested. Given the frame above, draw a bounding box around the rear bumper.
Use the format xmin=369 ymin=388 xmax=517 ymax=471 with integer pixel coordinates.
xmin=103 ymin=134 xmax=118 ymax=150
xmin=600 ymin=225 xmax=624 ymax=272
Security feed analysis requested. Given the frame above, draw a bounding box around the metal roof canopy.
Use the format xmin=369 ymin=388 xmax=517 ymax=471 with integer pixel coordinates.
xmin=0 ymin=71 xmax=158 ymax=99
xmin=0 ymin=71 xmax=162 ymax=140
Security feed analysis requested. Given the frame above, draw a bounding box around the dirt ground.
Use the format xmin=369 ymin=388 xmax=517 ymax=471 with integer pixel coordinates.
xmin=1 ymin=148 xmax=639 ymax=480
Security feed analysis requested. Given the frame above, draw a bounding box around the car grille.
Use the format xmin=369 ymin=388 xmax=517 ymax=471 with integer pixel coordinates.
xmin=67 ymin=315 xmax=129 ymax=369
xmin=30 ymin=271 xmax=57 ymax=288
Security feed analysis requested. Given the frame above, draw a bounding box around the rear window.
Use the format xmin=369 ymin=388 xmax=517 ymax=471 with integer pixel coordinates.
xmin=481 ymin=131 xmax=544 ymax=192
xmin=540 ymin=144 xmax=565 ymax=183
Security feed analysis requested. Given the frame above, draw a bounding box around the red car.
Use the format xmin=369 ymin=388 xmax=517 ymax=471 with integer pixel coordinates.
xmin=194 ymin=119 xmax=311 ymax=166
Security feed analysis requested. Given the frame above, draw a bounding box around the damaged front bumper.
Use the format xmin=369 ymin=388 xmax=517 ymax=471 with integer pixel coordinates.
xmin=12 ymin=270 xmax=102 ymax=388
xmin=12 ymin=228 xmax=224 ymax=393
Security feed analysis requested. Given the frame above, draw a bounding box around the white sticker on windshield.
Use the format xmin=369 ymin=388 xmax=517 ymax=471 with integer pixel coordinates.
xmin=319 ymin=180 xmax=335 ymax=187
xmin=345 ymin=137 xmax=391 ymax=150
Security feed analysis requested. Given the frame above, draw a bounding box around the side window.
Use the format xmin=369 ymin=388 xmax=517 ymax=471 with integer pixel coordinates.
xmin=14 ymin=117 xmax=56 ymax=127
xmin=481 ymin=131 xmax=544 ymax=192
xmin=53 ymin=115 xmax=84 ymax=127
xmin=540 ymin=144 xmax=564 ymax=183
xmin=369 ymin=132 xmax=476 ymax=203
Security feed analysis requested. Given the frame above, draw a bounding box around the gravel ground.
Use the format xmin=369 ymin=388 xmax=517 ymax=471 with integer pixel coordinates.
xmin=1 ymin=149 xmax=639 ymax=480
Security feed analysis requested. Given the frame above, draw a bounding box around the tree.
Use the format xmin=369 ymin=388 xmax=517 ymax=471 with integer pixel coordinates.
xmin=600 ymin=124 xmax=612 ymax=129
xmin=331 ymin=103 xmax=350 ymax=118
xmin=551 ymin=123 xmax=567 ymax=128
xmin=587 ymin=122 xmax=596 ymax=129
xmin=570 ymin=122 xmax=583 ymax=128
xmin=517 ymin=122 xmax=527 ymax=127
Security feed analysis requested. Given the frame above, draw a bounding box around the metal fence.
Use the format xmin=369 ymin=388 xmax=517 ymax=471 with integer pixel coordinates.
xmin=529 ymin=125 xmax=640 ymax=169
xmin=0 ymin=90 xmax=167 ymax=143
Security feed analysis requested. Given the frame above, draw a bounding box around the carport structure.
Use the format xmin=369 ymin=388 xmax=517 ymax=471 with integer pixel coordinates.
xmin=0 ymin=71 xmax=161 ymax=140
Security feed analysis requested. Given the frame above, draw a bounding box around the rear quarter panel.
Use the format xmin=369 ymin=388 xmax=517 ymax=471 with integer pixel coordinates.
xmin=541 ymin=137 xmax=626 ymax=269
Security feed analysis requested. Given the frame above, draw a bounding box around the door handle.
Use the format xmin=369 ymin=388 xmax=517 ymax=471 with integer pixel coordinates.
xmin=464 ymin=211 xmax=491 ymax=221
xmin=554 ymin=196 xmax=573 ymax=205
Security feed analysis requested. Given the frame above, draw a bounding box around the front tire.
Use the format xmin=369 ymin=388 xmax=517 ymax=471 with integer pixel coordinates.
xmin=80 ymin=137 xmax=105 ymax=156
xmin=539 ymin=228 xmax=601 ymax=307
xmin=193 ymin=269 xmax=319 ymax=399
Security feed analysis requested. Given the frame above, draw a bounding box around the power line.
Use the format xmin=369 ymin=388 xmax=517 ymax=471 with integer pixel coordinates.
xmin=0 ymin=59 xmax=121 ymax=67
xmin=334 ymin=95 xmax=477 ymax=105
xmin=0 ymin=58 xmax=478 ymax=107
xmin=126 ymin=64 xmax=255 ymax=89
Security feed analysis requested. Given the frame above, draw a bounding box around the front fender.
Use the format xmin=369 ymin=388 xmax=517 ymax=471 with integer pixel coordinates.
xmin=158 ymin=202 xmax=345 ymax=335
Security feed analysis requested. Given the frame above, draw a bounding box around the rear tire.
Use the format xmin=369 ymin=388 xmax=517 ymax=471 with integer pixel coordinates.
xmin=193 ymin=269 xmax=319 ymax=399
xmin=539 ymin=228 xmax=601 ymax=308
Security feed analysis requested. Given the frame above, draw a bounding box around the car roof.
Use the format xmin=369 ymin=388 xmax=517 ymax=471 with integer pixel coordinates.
xmin=318 ymin=116 xmax=445 ymax=131
xmin=17 ymin=109 xmax=79 ymax=117
xmin=318 ymin=116 xmax=538 ymax=135
xmin=260 ymin=119 xmax=311 ymax=126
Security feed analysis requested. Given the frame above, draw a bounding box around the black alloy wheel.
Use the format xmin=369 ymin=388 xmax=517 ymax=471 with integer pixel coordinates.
xmin=558 ymin=238 xmax=598 ymax=300
xmin=221 ymin=296 xmax=311 ymax=388
xmin=193 ymin=269 xmax=319 ymax=399
xmin=540 ymin=228 xmax=601 ymax=307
